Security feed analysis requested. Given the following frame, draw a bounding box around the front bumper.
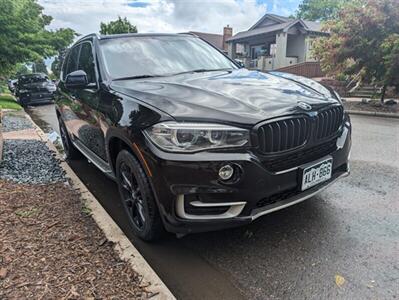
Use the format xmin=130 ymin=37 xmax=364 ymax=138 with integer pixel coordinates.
xmin=142 ymin=123 xmax=352 ymax=234
xmin=19 ymin=91 xmax=54 ymax=105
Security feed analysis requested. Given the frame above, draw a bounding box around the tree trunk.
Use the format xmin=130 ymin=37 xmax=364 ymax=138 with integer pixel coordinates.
xmin=380 ymin=84 xmax=387 ymax=104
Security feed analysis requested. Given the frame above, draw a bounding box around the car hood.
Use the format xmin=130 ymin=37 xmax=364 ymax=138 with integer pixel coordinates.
xmin=110 ymin=69 xmax=339 ymax=126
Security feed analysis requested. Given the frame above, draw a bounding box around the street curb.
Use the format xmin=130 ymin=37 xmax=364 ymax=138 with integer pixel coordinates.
xmin=346 ymin=110 xmax=399 ymax=119
xmin=22 ymin=112 xmax=175 ymax=300
xmin=0 ymin=110 xmax=3 ymax=162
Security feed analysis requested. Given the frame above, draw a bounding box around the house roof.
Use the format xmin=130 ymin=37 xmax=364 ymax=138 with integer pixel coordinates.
xmin=248 ymin=13 xmax=293 ymax=30
xmin=188 ymin=31 xmax=224 ymax=50
xmin=227 ymin=13 xmax=325 ymax=42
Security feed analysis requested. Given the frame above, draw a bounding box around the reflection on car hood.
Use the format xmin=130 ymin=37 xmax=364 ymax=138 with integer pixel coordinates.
xmin=110 ymin=69 xmax=338 ymax=125
xmin=269 ymin=71 xmax=332 ymax=98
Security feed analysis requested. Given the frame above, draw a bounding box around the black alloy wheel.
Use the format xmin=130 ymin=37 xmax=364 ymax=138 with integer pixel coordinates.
xmin=116 ymin=150 xmax=164 ymax=241
xmin=119 ymin=161 xmax=146 ymax=230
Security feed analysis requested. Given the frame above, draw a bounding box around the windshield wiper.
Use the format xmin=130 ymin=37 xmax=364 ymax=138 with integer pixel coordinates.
xmin=170 ymin=68 xmax=233 ymax=76
xmin=113 ymin=68 xmax=233 ymax=81
xmin=113 ymin=74 xmax=164 ymax=81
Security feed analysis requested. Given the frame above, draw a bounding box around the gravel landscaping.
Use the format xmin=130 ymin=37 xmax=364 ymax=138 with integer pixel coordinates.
xmin=0 ymin=139 xmax=65 ymax=184
xmin=0 ymin=110 xmax=152 ymax=299
xmin=1 ymin=114 xmax=33 ymax=132
xmin=0 ymin=180 xmax=148 ymax=299
xmin=343 ymin=100 xmax=398 ymax=114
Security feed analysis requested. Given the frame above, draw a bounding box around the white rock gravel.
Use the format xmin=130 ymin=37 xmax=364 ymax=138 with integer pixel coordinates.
xmin=1 ymin=115 xmax=34 ymax=132
xmin=0 ymin=139 xmax=65 ymax=184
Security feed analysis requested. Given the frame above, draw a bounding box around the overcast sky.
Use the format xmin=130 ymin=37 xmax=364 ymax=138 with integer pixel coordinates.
xmin=39 ymin=0 xmax=301 ymax=36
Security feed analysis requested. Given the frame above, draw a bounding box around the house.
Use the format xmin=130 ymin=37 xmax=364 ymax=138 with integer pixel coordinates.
xmin=188 ymin=25 xmax=233 ymax=53
xmin=226 ymin=13 xmax=328 ymax=71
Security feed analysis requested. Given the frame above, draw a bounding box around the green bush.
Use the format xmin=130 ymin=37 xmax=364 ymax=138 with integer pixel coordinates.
xmin=0 ymin=94 xmax=21 ymax=110
xmin=0 ymin=80 xmax=9 ymax=94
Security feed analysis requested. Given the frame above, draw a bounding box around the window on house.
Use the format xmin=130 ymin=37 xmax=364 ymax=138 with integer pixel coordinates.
xmin=250 ymin=45 xmax=267 ymax=59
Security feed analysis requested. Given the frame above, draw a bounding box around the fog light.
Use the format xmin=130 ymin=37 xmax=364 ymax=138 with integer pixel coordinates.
xmin=219 ymin=164 xmax=234 ymax=180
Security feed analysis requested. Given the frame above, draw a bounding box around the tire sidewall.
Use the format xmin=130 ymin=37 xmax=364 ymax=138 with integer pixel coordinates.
xmin=58 ymin=118 xmax=80 ymax=160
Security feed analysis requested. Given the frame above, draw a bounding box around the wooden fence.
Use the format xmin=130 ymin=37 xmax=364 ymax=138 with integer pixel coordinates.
xmin=275 ymin=62 xmax=325 ymax=78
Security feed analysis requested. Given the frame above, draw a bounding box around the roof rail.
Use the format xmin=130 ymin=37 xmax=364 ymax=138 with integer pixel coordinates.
xmin=74 ymin=33 xmax=99 ymax=44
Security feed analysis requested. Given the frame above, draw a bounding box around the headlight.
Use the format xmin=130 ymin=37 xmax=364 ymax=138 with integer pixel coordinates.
xmin=144 ymin=122 xmax=249 ymax=152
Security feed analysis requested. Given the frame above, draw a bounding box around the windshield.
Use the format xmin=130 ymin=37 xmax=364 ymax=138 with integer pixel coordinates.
xmin=100 ymin=35 xmax=237 ymax=79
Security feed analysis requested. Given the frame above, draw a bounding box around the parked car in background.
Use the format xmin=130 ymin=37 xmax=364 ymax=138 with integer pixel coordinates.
xmin=7 ymin=79 xmax=18 ymax=94
xmin=16 ymin=73 xmax=56 ymax=107
xmin=56 ymin=33 xmax=351 ymax=241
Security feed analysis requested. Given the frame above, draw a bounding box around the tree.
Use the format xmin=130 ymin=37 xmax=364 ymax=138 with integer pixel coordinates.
xmin=100 ymin=16 xmax=137 ymax=35
xmin=32 ymin=60 xmax=48 ymax=74
xmin=313 ymin=0 xmax=399 ymax=103
xmin=51 ymin=48 xmax=67 ymax=79
xmin=295 ymin=0 xmax=348 ymax=21
xmin=0 ymin=0 xmax=76 ymax=76
xmin=10 ymin=63 xmax=31 ymax=78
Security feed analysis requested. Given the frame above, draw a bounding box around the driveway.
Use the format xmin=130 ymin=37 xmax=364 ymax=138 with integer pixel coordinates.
xmin=27 ymin=104 xmax=399 ymax=300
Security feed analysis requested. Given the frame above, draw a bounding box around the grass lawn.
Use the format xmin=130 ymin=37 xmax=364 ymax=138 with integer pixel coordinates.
xmin=0 ymin=93 xmax=22 ymax=110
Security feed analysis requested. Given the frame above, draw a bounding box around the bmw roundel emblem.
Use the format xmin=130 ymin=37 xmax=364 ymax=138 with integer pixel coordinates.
xmin=297 ymin=102 xmax=312 ymax=111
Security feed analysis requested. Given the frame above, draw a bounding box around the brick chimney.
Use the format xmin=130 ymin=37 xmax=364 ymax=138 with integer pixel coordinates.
xmin=223 ymin=25 xmax=233 ymax=51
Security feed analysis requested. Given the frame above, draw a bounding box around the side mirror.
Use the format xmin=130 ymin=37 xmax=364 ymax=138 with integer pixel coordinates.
xmin=234 ymin=59 xmax=244 ymax=68
xmin=65 ymin=70 xmax=88 ymax=89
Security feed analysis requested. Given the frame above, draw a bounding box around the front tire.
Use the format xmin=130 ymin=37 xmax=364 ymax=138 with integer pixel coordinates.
xmin=116 ymin=150 xmax=164 ymax=241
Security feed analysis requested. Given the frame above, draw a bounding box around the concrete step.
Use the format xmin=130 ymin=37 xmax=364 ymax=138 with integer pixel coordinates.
xmin=360 ymin=86 xmax=378 ymax=91
xmin=355 ymin=88 xmax=379 ymax=92
xmin=349 ymin=93 xmax=379 ymax=98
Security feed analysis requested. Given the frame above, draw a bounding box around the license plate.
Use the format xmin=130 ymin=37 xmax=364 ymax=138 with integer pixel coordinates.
xmin=301 ymin=157 xmax=333 ymax=191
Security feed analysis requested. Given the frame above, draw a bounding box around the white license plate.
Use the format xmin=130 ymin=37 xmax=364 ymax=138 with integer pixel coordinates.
xmin=301 ymin=157 xmax=333 ymax=191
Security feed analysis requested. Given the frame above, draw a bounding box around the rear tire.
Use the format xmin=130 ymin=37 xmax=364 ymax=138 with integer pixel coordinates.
xmin=18 ymin=97 xmax=28 ymax=108
xmin=116 ymin=150 xmax=164 ymax=241
xmin=58 ymin=117 xmax=81 ymax=160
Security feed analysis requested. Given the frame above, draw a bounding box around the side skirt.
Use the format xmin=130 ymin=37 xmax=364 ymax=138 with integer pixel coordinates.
xmin=72 ymin=138 xmax=116 ymax=181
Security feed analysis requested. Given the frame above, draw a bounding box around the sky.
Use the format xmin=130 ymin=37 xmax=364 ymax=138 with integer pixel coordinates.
xmin=39 ymin=0 xmax=301 ymax=70
xmin=38 ymin=0 xmax=301 ymax=36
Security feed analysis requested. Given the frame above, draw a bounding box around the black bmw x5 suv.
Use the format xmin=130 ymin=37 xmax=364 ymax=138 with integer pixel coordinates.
xmin=16 ymin=73 xmax=56 ymax=107
xmin=56 ymin=33 xmax=351 ymax=240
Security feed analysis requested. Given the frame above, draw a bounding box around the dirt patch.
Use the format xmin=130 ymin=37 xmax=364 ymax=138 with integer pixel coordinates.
xmin=0 ymin=180 xmax=149 ymax=299
xmin=344 ymin=100 xmax=398 ymax=114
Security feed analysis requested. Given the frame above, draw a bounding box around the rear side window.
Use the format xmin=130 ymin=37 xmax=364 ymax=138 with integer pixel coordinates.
xmin=61 ymin=53 xmax=68 ymax=81
xmin=65 ymin=45 xmax=80 ymax=78
xmin=78 ymin=42 xmax=96 ymax=84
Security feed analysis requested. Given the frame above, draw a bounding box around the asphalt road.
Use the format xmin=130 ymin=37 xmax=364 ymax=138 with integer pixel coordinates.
xmin=27 ymin=104 xmax=399 ymax=300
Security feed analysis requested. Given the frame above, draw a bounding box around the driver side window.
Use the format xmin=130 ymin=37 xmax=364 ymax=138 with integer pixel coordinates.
xmin=65 ymin=46 xmax=80 ymax=78
xmin=78 ymin=42 xmax=96 ymax=84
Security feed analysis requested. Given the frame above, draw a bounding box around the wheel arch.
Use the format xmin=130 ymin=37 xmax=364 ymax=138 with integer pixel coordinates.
xmin=107 ymin=135 xmax=153 ymax=179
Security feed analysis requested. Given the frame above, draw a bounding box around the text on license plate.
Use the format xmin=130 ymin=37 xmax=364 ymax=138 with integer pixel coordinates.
xmin=301 ymin=158 xmax=333 ymax=191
